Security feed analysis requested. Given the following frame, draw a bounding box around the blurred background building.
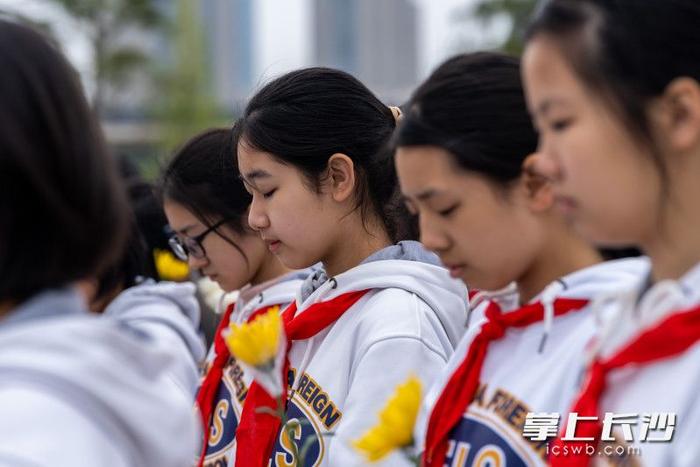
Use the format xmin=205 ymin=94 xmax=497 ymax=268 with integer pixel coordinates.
xmin=201 ymin=0 xmax=254 ymax=114
xmin=0 ymin=0 xmax=534 ymax=175
xmin=314 ymin=0 xmax=418 ymax=103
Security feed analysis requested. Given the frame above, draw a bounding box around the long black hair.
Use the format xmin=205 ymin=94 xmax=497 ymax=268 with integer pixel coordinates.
xmin=395 ymin=52 xmax=538 ymax=187
xmin=94 ymin=156 xmax=166 ymax=303
xmin=0 ymin=20 xmax=129 ymax=303
xmin=159 ymin=126 xmax=253 ymax=261
xmin=525 ymin=0 xmax=700 ymax=183
xmin=395 ymin=51 xmax=640 ymax=259
xmin=236 ymin=67 xmax=417 ymax=242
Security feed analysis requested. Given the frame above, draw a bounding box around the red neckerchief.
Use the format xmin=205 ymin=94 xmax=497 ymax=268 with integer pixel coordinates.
xmin=234 ymin=289 xmax=371 ymax=467
xmin=550 ymin=303 xmax=700 ymax=467
xmin=423 ymin=298 xmax=589 ymax=466
xmin=196 ymin=302 xmax=282 ymax=467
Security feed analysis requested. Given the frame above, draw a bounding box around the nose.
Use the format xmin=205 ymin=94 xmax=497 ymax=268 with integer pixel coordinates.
xmin=418 ymin=213 xmax=451 ymax=254
xmin=247 ymin=195 xmax=270 ymax=232
xmin=532 ymin=138 xmax=563 ymax=182
xmin=187 ymin=253 xmax=208 ymax=271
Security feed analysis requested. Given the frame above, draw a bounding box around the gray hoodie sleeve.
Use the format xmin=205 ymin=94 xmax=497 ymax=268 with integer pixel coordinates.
xmin=103 ymin=281 xmax=206 ymax=395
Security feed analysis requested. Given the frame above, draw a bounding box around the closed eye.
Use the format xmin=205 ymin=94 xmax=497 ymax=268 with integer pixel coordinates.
xmin=551 ymin=118 xmax=573 ymax=132
xmin=438 ymin=204 xmax=460 ymax=217
xmin=263 ymin=188 xmax=277 ymax=199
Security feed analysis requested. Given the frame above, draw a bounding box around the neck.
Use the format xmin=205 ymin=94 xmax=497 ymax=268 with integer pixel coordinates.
xmin=642 ymin=212 xmax=700 ymax=283
xmin=250 ymin=252 xmax=291 ymax=286
xmin=518 ymin=218 xmax=602 ymax=304
xmin=322 ymin=213 xmax=392 ymax=277
xmin=639 ymin=154 xmax=700 ymax=282
xmin=645 ymin=238 xmax=700 ymax=283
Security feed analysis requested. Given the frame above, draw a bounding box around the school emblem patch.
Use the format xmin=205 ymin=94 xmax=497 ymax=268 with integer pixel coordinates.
xmin=446 ymin=415 xmax=528 ymax=467
xmin=269 ymin=396 xmax=324 ymax=467
xmin=202 ymin=360 xmax=249 ymax=466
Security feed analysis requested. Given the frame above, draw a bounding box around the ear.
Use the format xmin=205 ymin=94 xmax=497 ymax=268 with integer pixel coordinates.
xmin=649 ymin=77 xmax=700 ymax=155
xmin=327 ymin=153 xmax=356 ymax=203
xmin=521 ymin=154 xmax=555 ymax=212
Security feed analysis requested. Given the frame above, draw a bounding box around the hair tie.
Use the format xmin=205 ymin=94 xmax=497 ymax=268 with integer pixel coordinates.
xmin=389 ymin=106 xmax=403 ymax=123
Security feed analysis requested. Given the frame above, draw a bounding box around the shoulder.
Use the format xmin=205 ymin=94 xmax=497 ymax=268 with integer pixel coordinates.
xmin=338 ymin=288 xmax=458 ymax=362
xmin=352 ymin=287 xmax=434 ymax=333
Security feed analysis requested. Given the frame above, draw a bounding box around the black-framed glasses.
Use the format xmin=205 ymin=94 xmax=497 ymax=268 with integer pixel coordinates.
xmin=168 ymin=218 xmax=229 ymax=261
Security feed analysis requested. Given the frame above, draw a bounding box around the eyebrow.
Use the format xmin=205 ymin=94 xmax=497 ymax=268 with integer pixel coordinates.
xmin=414 ymin=189 xmax=438 ymax=201
xmin=176 ymin=224 xmax=197 ymax=235
xmin=534 ymin=97 xmax=569 ymax=118
xmin=401 ymin=188 xmax=438 ymax=201
xmin=241 ymin=169 xmax=272 ymax=183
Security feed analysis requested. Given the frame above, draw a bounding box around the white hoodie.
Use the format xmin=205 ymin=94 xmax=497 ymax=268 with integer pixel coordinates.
xmin=262 ymin=241 xmax=468 ymax=467
xmin=200 ymin=270 xmax=309 ymax=467
xmin=414 ymin=258 xmax=648 ymax=467
xmin=578 ymin=260 xmax=700 ymax=467
xmin=0 ymin=282 xmax=205 ymax=467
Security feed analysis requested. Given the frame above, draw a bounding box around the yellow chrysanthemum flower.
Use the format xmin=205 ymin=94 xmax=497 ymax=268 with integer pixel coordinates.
xmin=153 ymin=249 xmax=189 ymax=281
xmin=353 ymin=376 xmax=422 ymax=462
xmin=225 ymin=307 xmax=282 ymax=368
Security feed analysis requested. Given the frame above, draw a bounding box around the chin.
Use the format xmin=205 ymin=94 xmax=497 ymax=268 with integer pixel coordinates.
xmin=275 ymin=252 xmax=302 ymax=270
xmin=463 ymin=271 xmax=511 ymax=294
xmin=576 ymin=220 xmax=638 ymax=250
xmin=278 ymin=251 xmax=318 ymax=271
xmin=208 ymin=275 xmax=235 ymax=294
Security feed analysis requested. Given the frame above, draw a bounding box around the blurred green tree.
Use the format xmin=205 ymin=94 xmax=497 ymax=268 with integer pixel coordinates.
xmin=45 ymin=0 xmax=163 ymax=115
xmin=471 ymin=0 xmax=538 ymax=55
xmin=153 ymin=0 xmax=222 ymax=156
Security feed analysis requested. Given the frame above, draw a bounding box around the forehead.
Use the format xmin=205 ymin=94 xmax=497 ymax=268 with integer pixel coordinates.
xmin=395 ymin=146 xmax=461 ymax=193
xmin=163 ymin=199 xmax=202 ymax=230
xmin=522 ymin=35 xmax=589 ymax=108
xmin=237 ymin=142 xmax=286 ymax=175
xmin=237 ymin=142 xmax=316 ymax=193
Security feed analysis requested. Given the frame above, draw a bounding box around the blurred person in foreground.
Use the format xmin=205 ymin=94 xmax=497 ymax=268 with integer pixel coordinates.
xmin=0 ymin=20 xmax=204 ymax=467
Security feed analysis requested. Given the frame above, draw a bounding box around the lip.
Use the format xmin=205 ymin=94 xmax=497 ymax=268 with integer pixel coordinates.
xmin=265 ymin=239 xmax=281 ymax=253
xmin=553 ymin=194 xmax=578 ymax=215
xmin=443 ymin=263 xmax=466 ymax=279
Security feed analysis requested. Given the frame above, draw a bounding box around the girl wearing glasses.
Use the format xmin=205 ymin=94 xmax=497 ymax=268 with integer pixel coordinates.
xmin=234 ymin=67 xmax=467 ymax=466
xmin=160 ymin=127 xmax=308 ymax=467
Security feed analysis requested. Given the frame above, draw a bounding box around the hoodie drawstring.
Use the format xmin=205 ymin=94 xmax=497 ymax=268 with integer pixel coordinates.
xmin=538 ymin=279 xmax=567 ymax=354
xmin=291 ymin=276 xmax=340 ymax=388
